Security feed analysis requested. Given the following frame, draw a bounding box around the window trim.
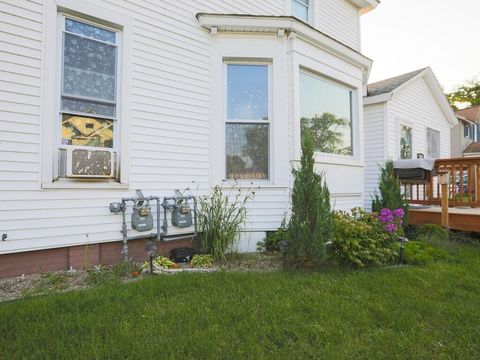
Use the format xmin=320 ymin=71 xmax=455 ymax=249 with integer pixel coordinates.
xmin=223 ymin=61 xmax=273 ymax=183
xmin=57 ymin=13 xmax=120 ymax=155
xmin=291 ymin=0 xmax=311 ymax=23
xmin=398 ymin=122 xmax=413 ymax=160
xmin=299 ymin=68 xmax=356 ymax=159
xmin=426 ymin=127 xmax=441 ymax=159
xmin=41 ymin=0 xmax=132 ymax=189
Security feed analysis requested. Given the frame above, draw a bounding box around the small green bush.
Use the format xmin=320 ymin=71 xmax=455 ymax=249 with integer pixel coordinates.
xmin=417 ymin=224 xmax=449 ymax=242
xmin=372 ymin=161 xmax=409 ymax=222
xmin=257 ymin=218 xmax=287 ymax=252
xmin=190 ymin=254 xmax=214 ymax=268
xmin=403 ymin=241 xmax=450 ymax=265
xmin=198 ymin=185 xmax=254 ymax=262
xmin=330 ymin=208 xmax=397 ymax=268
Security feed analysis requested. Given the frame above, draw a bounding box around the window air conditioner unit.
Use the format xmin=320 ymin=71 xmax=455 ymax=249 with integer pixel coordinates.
xmin=59 ymin=148 xmax=116 ymax=178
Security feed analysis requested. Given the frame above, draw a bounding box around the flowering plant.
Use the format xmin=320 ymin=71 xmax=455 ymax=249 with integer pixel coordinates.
xmin=378 ymin=208 xmax=404 ymax=233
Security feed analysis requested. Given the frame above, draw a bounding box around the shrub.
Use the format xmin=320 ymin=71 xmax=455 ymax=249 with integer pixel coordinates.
xmin=257 ymin=218 xmax=287 ymax=252
xmin=330 ymin=208 xmax=397 ymax=268
xmin=190 ymin=254 xmax=214 ymax=268
xmin=286 ymin=129 xmax=332 ymax=269
xmin=403 ymin=241 xmax=450 ymax=265
xmin=417 ymin=224 xmax=449 ymax=242
xmin=372 ymin=161 xmax=408 ymax=222
xmin=197 ymin=185 xmax=254 ymax=262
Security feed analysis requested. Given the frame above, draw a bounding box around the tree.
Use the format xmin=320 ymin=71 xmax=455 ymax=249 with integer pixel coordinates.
xmin=446 ymin=80 xmax=480 ymax=110
xmin=286 ymin=128 xmax=332 ymax=268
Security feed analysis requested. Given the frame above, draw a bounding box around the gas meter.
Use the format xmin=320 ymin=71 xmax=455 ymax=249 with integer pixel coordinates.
xmin=131 ymin=199 xmax=154 ymax=232
xmin=172 ymin=201 xmax=192 ymax=228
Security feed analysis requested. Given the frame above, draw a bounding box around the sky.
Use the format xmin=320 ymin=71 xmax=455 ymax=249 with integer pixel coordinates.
xmin=361 ymin=0 xmax=480 ymax=92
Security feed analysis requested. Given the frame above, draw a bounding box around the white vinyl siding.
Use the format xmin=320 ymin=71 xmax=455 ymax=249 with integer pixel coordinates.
xmin=0 ymin=0 xmax=365 ymax=254
xmin=363 ymin=102 xmax=385 ymax=211
xmin=388 ymin=77 xmax=451 ymax=160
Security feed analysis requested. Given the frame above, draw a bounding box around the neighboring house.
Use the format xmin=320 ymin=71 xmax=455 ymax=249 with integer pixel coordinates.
xmin=363 ymin=67 xmax=458 ymax=211
xmin=451 ymin=105 xmax=480 ymax=157
xmin=0 ymin=0 xmax=379 ymax=277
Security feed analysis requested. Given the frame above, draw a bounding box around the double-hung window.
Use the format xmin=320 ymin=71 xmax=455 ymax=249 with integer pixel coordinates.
xmin=400 ymin=125 xmax=412 ymax=159
xmin=292 ymin=0 xmax=310 ymax=22
xmin=59 ymin=15 xmax=119 ymax=173
xmin=427 ymin=128 xmax=440 ymax=159
xmin=225 ymin=63 xmax=270 ymax=180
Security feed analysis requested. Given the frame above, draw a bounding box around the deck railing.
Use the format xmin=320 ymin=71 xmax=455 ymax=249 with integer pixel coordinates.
xmin=401 ymin=156 xmax=480 ymax=208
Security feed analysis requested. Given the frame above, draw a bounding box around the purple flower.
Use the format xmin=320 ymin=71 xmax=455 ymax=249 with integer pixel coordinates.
xmin=393 ymin=208 xmax=405 ymax=219
xmin=385 ymin=223 xmax=397 ymax=233
xmin=379 ymin=208 xmax=394 ymax=223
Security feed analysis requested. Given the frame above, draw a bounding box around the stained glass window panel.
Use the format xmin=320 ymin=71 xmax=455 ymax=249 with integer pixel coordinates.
xmin=62 ymin=114 xmax=114 ymax=148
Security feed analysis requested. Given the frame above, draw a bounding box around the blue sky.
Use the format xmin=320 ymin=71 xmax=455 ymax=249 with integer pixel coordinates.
xmin=361 ymin=0 xmax=479 ymax=92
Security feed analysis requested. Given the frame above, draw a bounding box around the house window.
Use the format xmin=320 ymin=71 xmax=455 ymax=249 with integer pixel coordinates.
xmin=292 ymin=0 xmax=310 ymax=22
xmin=59 ymin=16 xmax=119 ymax=151
xmin=427 ymin=128 xmax=440 ymax=159
xmin=400 ymin=125 xmax=412 ymax=159
xmin=300 ymin=70 xmax=353 ymax=156
xmin=225 ymin=63 xmax=270 ymax=180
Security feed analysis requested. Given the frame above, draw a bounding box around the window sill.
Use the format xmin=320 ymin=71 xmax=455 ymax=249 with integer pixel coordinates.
xmin=42 ymin=179 xmax=129 ymax=190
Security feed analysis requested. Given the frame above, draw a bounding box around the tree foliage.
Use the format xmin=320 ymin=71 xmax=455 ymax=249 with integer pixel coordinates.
xmin=372 ymin=161 xmax=408 ymax=220
xmin=301 ymin=112 xmax=352 ymax=156
xmin=446 ymin=80 xmax=480 ymax=110
xmin=286 ymin=128 xmax=332 ymax=268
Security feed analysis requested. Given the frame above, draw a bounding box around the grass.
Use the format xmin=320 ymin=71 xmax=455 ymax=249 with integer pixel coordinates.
xmin=1 ymin=246 xmax=480 ymax=359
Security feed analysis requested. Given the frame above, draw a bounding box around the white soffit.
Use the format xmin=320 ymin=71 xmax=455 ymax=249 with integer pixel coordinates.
xmin=196 ymin=13 xmax=373 ymax=83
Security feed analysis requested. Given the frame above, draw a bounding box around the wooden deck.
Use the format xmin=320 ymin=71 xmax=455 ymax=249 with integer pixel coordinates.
xmin=409 ymin=206 xmax=480 ymax=232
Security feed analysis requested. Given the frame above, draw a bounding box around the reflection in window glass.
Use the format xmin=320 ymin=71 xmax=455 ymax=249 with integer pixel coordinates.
xmin=226 ymin=124 xmax=269 ymax=180
xmin=400 ymin=125 xmax=412 ymax=159
xmin=227 ymin=64 xmax=268 ymax=120
xmin=300 ymin=71 xmax=353 ymax=156
xmin=292 ymin=0 xmax=309 ymax=22
xmin=62 ymin=114 xmax=113 ymax=148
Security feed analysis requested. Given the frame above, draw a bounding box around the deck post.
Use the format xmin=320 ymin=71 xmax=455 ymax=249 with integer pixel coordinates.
xmin=438 ymin=170 xmax=449 ymax=228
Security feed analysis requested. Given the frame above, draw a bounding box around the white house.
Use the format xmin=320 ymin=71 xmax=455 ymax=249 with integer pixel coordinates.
xmin=451 ymin=105 xmax=480 ymax=157
xmin=363 ymin=67 xmax=458 ymax=211
xmin=0 ymin=0 xmax=379 ymax=277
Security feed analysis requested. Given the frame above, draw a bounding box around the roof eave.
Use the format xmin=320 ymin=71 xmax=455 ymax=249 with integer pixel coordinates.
xmin=196 ymin=13 xmax=373 ymax=84
xmin=349 ymin=0 xmax=381 ymax=14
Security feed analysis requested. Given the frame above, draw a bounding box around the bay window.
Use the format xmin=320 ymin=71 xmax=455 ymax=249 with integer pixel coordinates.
xmin=299 ymin=70 xmax=353 ymax=156
xmin=225 ymin=64 xmax=270 ymax=180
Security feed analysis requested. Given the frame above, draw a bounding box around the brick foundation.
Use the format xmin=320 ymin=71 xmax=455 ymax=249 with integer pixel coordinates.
xmin=0 ymin=238 xmax=192 ymax=279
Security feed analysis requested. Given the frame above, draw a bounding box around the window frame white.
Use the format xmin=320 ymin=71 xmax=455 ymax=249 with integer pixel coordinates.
xmin=426 ymin=127 xmax=441 ymax=159
xmin=57 ymin=13 xmax=121 ymax=155
xmin=398 ymin=122 xmax=414 ymax=160
xmin=41 ymin=0 xmax=132 ymax=189
xmin=291 ymin=0 xmax=311 ymax=23
xmin=299 ymin=68 xmax=356 ymax=159
xmin=223 ymin=61 xmax=273 ymax=182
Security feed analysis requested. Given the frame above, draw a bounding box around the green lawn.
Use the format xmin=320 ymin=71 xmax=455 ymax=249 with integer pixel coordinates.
xmin=1 ymin=246 xmax=480 ymax=359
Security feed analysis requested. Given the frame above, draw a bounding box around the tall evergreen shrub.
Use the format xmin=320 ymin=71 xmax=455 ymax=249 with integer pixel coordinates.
xmin=286 ymin=129 xmax=332 ymax=268
xmin=372 ymin=161 xmax=408 ymax=220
